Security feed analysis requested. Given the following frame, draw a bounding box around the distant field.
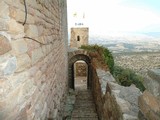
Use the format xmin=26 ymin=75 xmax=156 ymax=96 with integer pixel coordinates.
xmin=114 ymin=52 xmax=160 ymax=76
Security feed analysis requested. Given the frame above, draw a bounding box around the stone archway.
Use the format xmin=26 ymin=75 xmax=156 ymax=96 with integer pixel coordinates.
xmin=68 ymin=50 xmax=92 ymax=90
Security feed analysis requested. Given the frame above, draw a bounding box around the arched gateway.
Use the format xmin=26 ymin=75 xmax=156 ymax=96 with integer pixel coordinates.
xmin=68 ymin=49 xmax=92 ymax=89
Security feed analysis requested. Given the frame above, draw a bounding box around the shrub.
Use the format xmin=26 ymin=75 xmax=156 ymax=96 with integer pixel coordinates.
xmin=113 ymin=66 xmax=145 ymax=92
xmin=81 ymin=45 xmax=114 ymax=73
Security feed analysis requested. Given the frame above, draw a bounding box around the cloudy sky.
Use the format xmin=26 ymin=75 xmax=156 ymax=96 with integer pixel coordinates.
xmin=67 ymin=0 xmax=160 ymax=35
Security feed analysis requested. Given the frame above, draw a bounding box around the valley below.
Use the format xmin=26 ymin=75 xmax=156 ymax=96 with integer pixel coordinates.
xmin=114 ymin=52 xmax=160 ymax=76
xmin=89 ymin=33 xmax=160 ymax=76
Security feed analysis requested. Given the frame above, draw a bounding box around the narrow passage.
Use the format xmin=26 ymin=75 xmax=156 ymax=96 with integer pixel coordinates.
xmin=71 ymin=77 xmax=99 ymax=120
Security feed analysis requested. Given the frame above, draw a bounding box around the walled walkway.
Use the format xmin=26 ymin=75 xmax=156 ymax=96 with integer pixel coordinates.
xmin=71 ymin=89 xmax=98 ymax=120
xmin=73 ymin=77 xmax=98 ymax=119
xmin=63 ymin=77 xmax=99 ymax=120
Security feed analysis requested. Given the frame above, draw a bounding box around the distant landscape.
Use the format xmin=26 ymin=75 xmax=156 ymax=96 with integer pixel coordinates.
xmin=89 ymin=32 xmax=160 ymax=53
xmin=89 ymin=32 xmax=160 ymax=76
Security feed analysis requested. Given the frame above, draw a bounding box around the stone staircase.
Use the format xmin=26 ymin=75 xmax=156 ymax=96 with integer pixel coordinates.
xmin=71 ymin=89 xmax=99 ymax=120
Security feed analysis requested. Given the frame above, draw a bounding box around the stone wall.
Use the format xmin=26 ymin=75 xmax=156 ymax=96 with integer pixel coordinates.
xmin=138 ymin=69 xmax=160 ymax=120
xmin=92 ymin=67 xmax=141 ymax=120
xmin=75 ymin=61 xmax=87 ymax=77
xmin=0 ymin=0 xmax=68 ymax=120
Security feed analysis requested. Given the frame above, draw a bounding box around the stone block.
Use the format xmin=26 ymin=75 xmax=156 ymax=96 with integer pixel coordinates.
xmin=139 ymin=90 xmax=160 ymax=120
xmin=144 ymin=76 xmax=160 ymax=97
xmin=11 ymin=39 xmax=28 ymax=55
xmin=5 ymin=0 xmax=24 ymax=9
xmin=33 ymin=70 xmax=42 ymax=86
xmin=25 ymin=25 xmax=38 ymax=38
xmin=31 ymin=47 xmax=44 ymax=65
xmin=0 ymin=35 xmax=12 ymax=55
xmin=0 ymin=1 xmax=9 ymax=19
xmin=0 ymin=55 xmax=17 ymax=75
xmin=0 ymin=78 xmax=12 ymax=99
xmin=0 ymin=19 xmax=9 ymax=31
xmin=8 ymin=19 xmax=24 ymax=34
xmin=16 ymin=54 xmax=31 ymax=72
xmin=148 ymin=69 xmax=160 ymax=84
xmin=37 ymin=25 xmax=44 ymax=36
xmin=9 ymin=7 xmax=35 ymax=24
xmin=9 ymin=70 xmax=30 ymax=89
xmin=9 ymin=7 xmax=25 ymax=23
xmin=17 ymin=78 xmax=36 ymax=105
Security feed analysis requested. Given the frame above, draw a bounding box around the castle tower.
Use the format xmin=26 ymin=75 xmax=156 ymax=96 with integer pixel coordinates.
xmin=70 ymin=27 xmax=89 ymax=48
xmin=69 ymin=11 xmax=89 ymax=48
xmin=69 ymin=12 xmax=89 ymax=81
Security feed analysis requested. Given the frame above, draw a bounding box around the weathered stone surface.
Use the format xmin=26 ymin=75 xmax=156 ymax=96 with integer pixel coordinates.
xmin=0 ymin=78 xmax=12 ymax=99
xmin=148 ymin=69 xmax=160 ymax=84
xmin=31 ymin=47 xmax=44 ymax=65
xmin=25 ymin=25 xmax=38 ymax=38
xmin=9 ymin=71 xmax=30 ymax=91
xmin=0 ymin=19 xmax=9 ymax=31
xmin=70 ymin=28 xmax=89 ymax=48
xmin=144 ymin=76 xmax=160 ymax=97
xmin=103 ymin=92 xmax=123 ymax=120
xmin=5 ymin=0 xmax=24 ymax=9
xmin=0 ymin=1 xmax=9 ymax=19
xmin=9 ymin=7 xmax=35 ymax=24
xmin=0 ymin=55 xmax=17 ymax=75
xmin=144 ymin=69 xmax=160 ymax=97
xmin=139 ymin=90 xmax=160 ymax=120
xmin=11 ymin=39 xmax=28 ymax=55
xmin=93 ymin=67 xmax=141 ymax=120
xmin=0 ymin=35 xmax=12 ymax=55
xmin=17 ymin=78 xmax=37 ymax=105
xmin=8 ymin=19 xmax=24 ymax=34
xmin=109 ymin=83 xmax=141 ymax=118
xmin=123 ymin=114 xmax=137 ymax=120
xmin=0 ymin=0 xmax=68 ymax=120
xmin=16 ymin=54 xmax=31 ymax=72
xmin=119 ymin=85 xmax=141 ymax=116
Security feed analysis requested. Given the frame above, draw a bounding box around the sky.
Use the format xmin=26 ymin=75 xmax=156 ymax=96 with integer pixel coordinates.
xmin=67 ymin=0 xmax=160 ymax=35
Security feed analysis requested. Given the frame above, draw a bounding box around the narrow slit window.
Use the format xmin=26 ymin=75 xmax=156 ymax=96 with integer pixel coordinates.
xmin=77 ymin=36 xmax=80 ymax=41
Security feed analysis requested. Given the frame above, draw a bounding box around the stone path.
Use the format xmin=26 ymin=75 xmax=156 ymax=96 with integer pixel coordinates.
xmin=63 ymin=77 xmax=99 ymax=120
xmin=71 ymin=88 xmax=99 ymax=120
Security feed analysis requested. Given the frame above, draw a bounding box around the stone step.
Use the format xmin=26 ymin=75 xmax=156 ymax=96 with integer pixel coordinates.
xmin=71 ymin=112 xmax=98 ymax=118
xmin=71 ymin=117 xmax=98 ymax=120
xmin=71 ymin=117 xmax=99 ymax=120
xmin=72 ymin=109 xmax=97 ymax=113
xmin=73 ymin=104 xmax=96 ymax=109
xmin=71 ymin=88 xmax=98 ymax=120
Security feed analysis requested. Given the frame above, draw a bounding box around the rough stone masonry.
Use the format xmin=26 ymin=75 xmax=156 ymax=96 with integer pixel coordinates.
xmin=0 ymin=0 xmax=68 ymax=119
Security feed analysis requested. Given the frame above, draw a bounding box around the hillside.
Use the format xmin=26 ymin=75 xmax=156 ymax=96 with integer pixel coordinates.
xmin=114 ymin=52 xmax=160 ymax=76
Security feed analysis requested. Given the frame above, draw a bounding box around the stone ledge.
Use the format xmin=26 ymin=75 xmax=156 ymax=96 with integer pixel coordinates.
xmin=138 ymin=90 xmax=160 ymax=120
xmin=0 ymin=35 xmax=12 ymax=55
xmin=94 ymin=68 xmax=142 ymax=120
xmin=148 ymin=69 xmax=160 ymax=84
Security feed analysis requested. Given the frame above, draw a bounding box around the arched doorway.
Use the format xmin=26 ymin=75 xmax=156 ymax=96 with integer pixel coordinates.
xmin=74 ymin=60 xmax=88 ymax=89
xmin=68 ymin=54 xmax=92 ymax=90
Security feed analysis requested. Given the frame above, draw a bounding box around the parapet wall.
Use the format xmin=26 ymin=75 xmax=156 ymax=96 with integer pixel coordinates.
xmin=0 ymin=0 xmax=68 ymax=119
xmin=92 ymin=67 xmax=141 ymax=120
xmin=138 ymin=69 xmax=160 ymax=120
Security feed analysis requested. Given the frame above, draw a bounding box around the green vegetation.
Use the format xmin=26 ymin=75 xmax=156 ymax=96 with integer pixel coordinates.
xmin=80 ymin=44 xmax=145 ymax=92
xmin=80 ymin=44 xmax=114 ymax=73
xmin=113 ymin=66 xmax=145 ymax=92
